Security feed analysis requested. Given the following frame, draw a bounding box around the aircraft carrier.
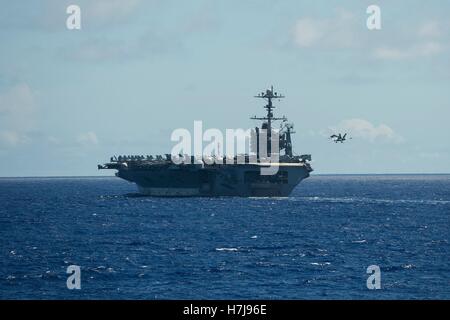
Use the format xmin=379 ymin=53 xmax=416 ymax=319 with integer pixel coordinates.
xmin=98 ymin=87 xmax=312 ymax=196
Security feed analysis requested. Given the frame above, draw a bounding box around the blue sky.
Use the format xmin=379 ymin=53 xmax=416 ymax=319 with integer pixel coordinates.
xmin=0 ymin=0 xmax=449 ymax=176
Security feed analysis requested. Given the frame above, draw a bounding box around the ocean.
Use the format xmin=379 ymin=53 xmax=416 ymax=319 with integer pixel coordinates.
xmin=1 ymin=175 xmax=449 ymax=299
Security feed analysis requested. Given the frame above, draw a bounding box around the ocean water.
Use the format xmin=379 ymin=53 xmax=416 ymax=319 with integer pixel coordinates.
xmin=0 ymin=175 xmax=449 ymax=300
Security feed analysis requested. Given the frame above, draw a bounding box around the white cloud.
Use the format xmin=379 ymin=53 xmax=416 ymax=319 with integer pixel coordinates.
xmin=77 ymin=131 xmax=99 ymax=145
xmin=184 ymin=4 xmax=220 ymax=34
xmin=0 ymin=83 xmax=35 ymax=116
xmin=66 ymin=38 xmax=130 ymax=62
xmin=291 ymin=13 xmax=448 ymax=61
xmin=330 ymin=119 xmax=403 ymax=143
xmin=0 ymin=1 xmax=145 ymax=31
xmin=374 ymin=42 xmax=443 ymax=60
xmin=374 ymin=21 xmax=447 ymax=61
xmin=374 ymin=47 xmax=408 ymax=60
xmin=417 ymin=42 xmax=443 ymax=55
xmin=63 ymin=29 xmax=183 ymax=62
xmin=418 ymin=21 xmax=442 ymax=38
xmin=292 ymin=18 xmax=325 ymax=47
xmin=85 ymin=0 xmax=143 ymax=25
xmin=291 ymin=10 xmax=357 ymax=49
xmin=419 ymin=152 xmax=441 ymax=159
xmin=0 ymin=83 xmax=36 ymax=146
xmin=0 ymin=131 xmax=30 ymax=146
xmin=47 ymin=136 xmax=61 ymax=145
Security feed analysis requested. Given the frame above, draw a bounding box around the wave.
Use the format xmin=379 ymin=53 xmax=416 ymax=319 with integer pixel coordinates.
xmin=292 ymin=196 xmax=450 ymax=205
xmin=310 ymin=262 xmax=331 ymax=266
xmin=248 ymin=197 xmax=289 ymax=200
xmin=352 ymin=240 xmax=367 ymax=243
xmin=215 ymin=247 xmax=239 ymax=252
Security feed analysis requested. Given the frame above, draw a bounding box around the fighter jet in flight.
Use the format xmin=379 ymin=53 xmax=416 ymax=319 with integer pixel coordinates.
xmin=330 ymin=133 xmax=350 ymax=143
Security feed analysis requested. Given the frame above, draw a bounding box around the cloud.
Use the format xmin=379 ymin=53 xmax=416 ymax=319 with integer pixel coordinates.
xmin=61 ymin=30 xmax=183 ymax=62
xmin=0 ymin=83 xmax=35 ymax=116
xmin=291 ymin=13 xmax=448 ymax=61
xmin=56 ymin=2 xmax=213 ymax=62
xmin=291 ymin=9 xmax=358 ymax=49
xmin=0 ymin=1 xmax=145 ymax=31
xmin=0 ymin=131 xmax=30 ymax=146
xmin=418 ymin=21 xmax=442 ymax=39
xmin=373 ymin=21 xmax=448 ymax=61
xmin=77 ymin=131 xmax=99 ymax=145
xmin=47 ymin=136 xmax=62 ymax=145
xmin=0 ymin=83 xmax=36 ymax=146
xmin=374 ymin=42 xmax=443 ymax=60
xmin=63 ymin=38 xmax=130 ymax=62
xmin=183 ymin=4 xmax=220 ymax=35
xmin=419 ymin=152 xmax=441 ymax=159
xmin=85 ymin=0 xmax=142 ymax=24
xmin=137 ymin=31 xmax=184 ymax=57
xmin=330 ymin=119 xmax=403 ymax=143
xmin=292 ymin=18 xmax=326 ymax=48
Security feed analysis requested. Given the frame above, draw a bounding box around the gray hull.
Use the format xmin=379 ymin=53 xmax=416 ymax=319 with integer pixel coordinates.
xmin=117 ymin=163 xmax=310 ymax=197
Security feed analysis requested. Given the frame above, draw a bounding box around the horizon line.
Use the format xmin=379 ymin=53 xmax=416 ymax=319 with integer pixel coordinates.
xmin=1 ymin=173 xmax=450 ymax=179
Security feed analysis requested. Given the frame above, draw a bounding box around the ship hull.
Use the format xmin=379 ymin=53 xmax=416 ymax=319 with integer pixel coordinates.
xmin=116 ymin=163 xmax=310 ymax=197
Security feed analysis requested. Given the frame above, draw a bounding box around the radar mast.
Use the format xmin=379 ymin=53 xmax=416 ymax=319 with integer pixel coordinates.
xmin=251 ymin=86 xmax=287 ymax=156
